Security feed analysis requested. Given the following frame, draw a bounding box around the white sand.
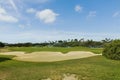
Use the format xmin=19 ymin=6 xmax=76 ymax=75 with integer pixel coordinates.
xmin=0 ymin=51 xmax=101 ymax=62
xmin=42 ymin=73 xmax=79 ymax=80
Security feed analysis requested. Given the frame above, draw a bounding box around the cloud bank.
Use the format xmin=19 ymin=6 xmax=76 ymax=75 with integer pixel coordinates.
xmin=0 ymin=7 xmax=18 ymax=23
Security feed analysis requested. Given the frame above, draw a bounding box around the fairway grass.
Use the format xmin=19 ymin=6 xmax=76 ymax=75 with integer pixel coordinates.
xmin=0 ymin=55 xmax=120 ymax=80
xmin=6 ymin=47 xmax=103 ymax=54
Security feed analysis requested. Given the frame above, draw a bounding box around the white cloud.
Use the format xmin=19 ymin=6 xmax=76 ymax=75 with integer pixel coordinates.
xmin=23 ymin=0 xmax=49 ymax=4
xmin=88 ymin=11 xmax=96 ymax=17
xmin=0 ymin=0 xmax=18 ymax=12
xmin=0 ymin=7 xmax=18 ymax=23
xmin=75 ymin=5 xmax=82 ymax=12
xmin=8 ymin=0 xmax=18 ymax=12
xmin=113 ymin=12 xmax=120 ymax=17
xmin=36 ymin=9 xmax=59 ymax=23
xmin=0 ymin=14 xmax=18 ymax=22
xmin=18 ymin=24 xmax=25 ymax=29
xmin=18 ymin=23 xmax=31 ymax=29
xmin=35 ymin=0 xmax=49 ymax=3
xmin=26 ymin=8 xmax=36 ymax=13
xmin=0 ymin=7 xmax=6 ymax=14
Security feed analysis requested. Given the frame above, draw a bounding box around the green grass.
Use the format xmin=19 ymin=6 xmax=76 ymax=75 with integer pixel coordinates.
xmin=7 ymin=47 xmax=103 ymax=54
xmin=0 ymin=55 xmax=120 ymax=80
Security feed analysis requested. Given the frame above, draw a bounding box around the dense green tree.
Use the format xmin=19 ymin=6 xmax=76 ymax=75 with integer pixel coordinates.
xmin=102 ymin=40 xmax=120 ymax=60
xmin=4 ymin=38 xmax=112 ymax=48
xmin=0 ymin=42 xmax=5 ymax=48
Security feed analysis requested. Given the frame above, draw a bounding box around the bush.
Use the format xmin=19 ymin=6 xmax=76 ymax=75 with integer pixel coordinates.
xmin=0 ymin=42 xmax=5 ymax=48
xmin=102 ymin=40 xmax=120 ymax=60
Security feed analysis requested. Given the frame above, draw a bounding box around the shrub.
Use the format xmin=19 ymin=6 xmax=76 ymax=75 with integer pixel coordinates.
xmin=102 ymin=40 xmax=120 ymax=60
xmin=0 ymin=42 xmax=5 ymax=48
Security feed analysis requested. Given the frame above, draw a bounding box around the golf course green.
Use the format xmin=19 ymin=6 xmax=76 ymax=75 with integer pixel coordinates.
xmin=0 ymin=47 xmax=120 ymax=80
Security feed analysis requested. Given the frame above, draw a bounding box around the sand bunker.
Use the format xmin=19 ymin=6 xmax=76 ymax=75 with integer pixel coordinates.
xmin=0 ymin=51 xmax=101 ymax=62
xmin=42 ymin=73 xmax=79 ymax=80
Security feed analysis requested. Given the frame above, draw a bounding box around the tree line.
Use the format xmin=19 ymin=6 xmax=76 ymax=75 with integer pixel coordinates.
xmin=0 ymin=38 xmax=112 ymax=48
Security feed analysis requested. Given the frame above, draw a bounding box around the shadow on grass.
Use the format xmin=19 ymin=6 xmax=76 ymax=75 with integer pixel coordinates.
xmin=0 ymin=57 xmax=11 ymax=62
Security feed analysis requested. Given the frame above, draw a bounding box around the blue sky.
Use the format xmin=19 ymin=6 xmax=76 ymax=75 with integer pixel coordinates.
xmin=0 ymin=0 xmax=120 ymax=43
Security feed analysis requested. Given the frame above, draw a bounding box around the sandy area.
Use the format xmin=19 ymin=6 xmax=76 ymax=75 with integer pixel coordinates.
xmin=42 ymin=73 xmax=79 ymax=80
xmin=0 ymin=51 xmax=101 ymax=62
